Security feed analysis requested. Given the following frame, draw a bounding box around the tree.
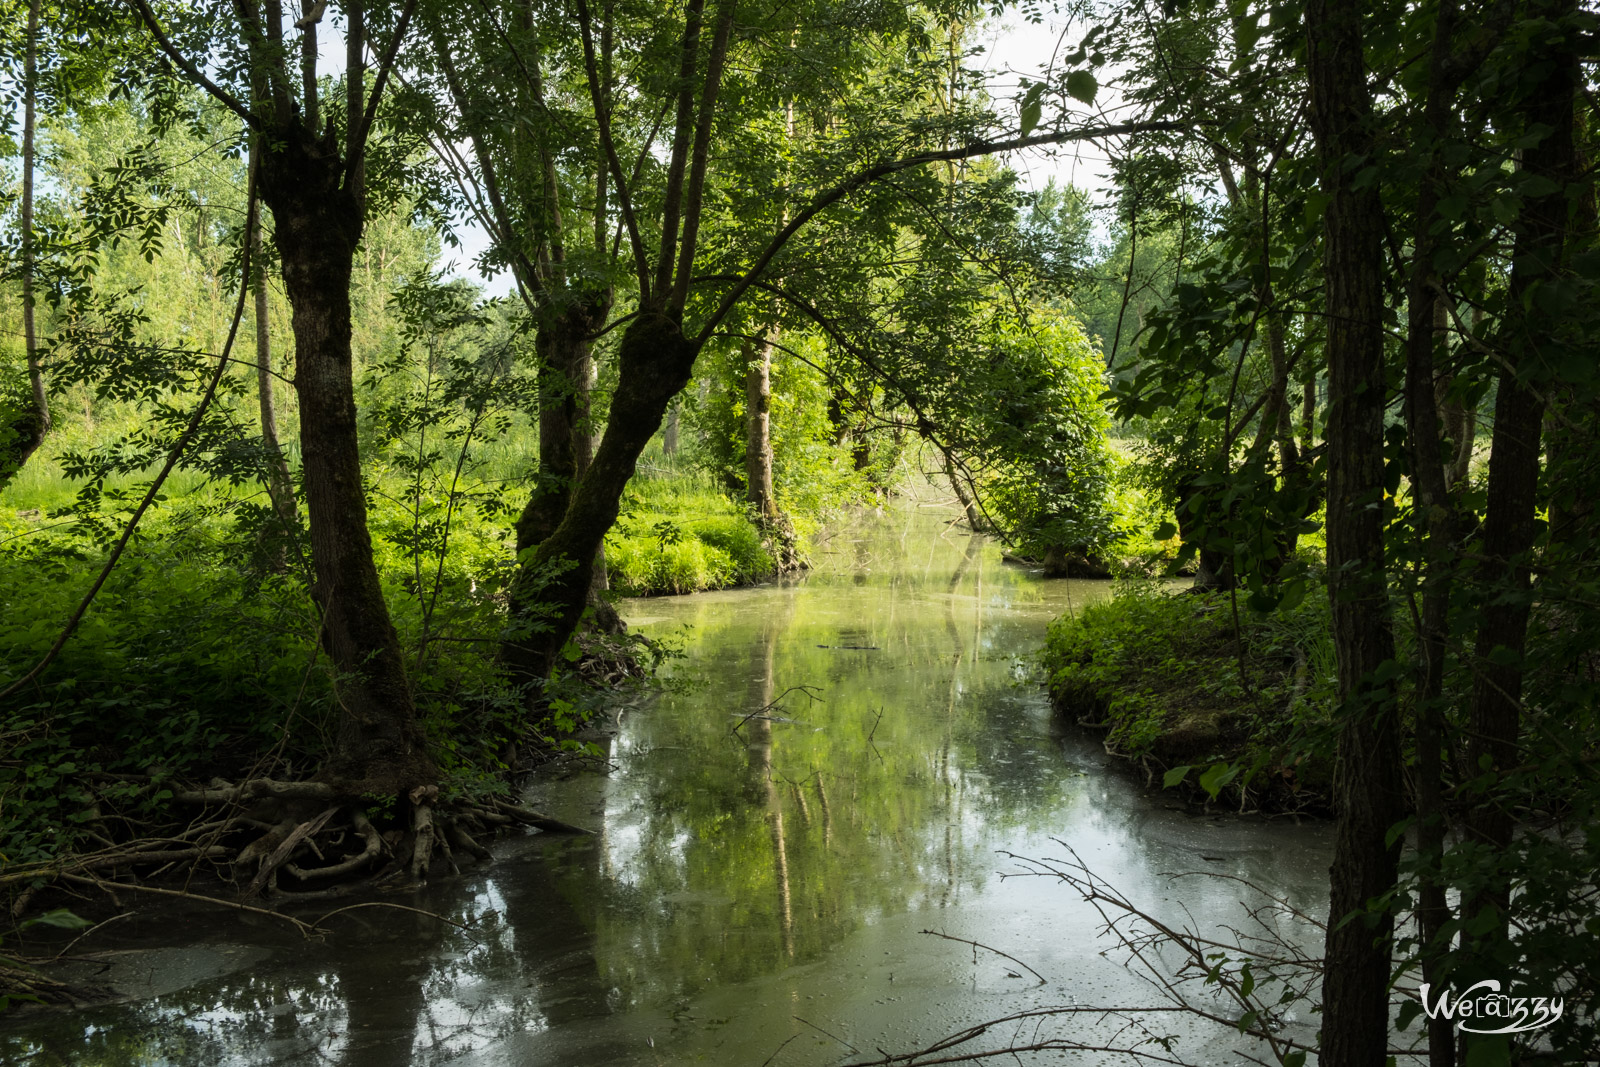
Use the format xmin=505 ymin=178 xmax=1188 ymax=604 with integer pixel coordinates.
xmin=1304 ymin=0 xmax=1404 ymax=1056
xmin=452 ymin=0 xmax=1174 ymax=685
xmin=126 ymin=0 xmax=434 ymax=792
xmin=1 ymin=0 xmax=129 ymax=483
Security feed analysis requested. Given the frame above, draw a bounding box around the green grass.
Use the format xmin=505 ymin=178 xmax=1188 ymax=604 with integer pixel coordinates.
xmin=606 ymin=470 xmax=776 ymax=596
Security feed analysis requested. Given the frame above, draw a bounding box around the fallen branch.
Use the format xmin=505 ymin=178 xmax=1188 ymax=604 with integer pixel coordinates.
xmin=919 ymin=928 xmax=1047 ymax=985
xmin=58 ymin=873 xmax=319 ymax=938
xmin=175 ymin=778 xmax=338 ymax=804
xmin=491 ymin=799 xmax=594 ymax=835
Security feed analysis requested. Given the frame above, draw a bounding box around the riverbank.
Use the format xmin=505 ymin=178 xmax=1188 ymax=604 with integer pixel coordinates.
xmin=1041 ymin=583 xmax=1336 ymax=814
xmin=603 ymin=471 xmax=785 ymax=596
xmin=2 ymin=502 xmax=1336 ymax=1065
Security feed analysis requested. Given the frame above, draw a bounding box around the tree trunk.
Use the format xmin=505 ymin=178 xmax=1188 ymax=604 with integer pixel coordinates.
xmin=944 ymin=454 xmax=983 ymax=531
xmin=1307 ymin=0 xmax=1405 ymax=1060
xmin=1463 ymin=0 xmax=1575 ymax=961
xmin=744 ymin=336 xmax=778 ymax=523
xmin=663 ymin=399 xmax=680 ymax=457
xmin=251 ymin=152 xmax=298 ymax=545
xmin=1403 ymin=6 xmax=1469 ymax=1062
xmin=509 ymin=296 xmax=618 ymax=658
xmin=258 ymin=129 xmax=434 ymax=793
xmin=504 ymin=312 xmax=696 ymax=684
xmin=6 ymin=0 xmax=50 ymax=481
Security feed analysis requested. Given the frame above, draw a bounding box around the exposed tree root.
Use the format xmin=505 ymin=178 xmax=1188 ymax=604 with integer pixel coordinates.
xmin=4 ymin=776 xmax=593 ymax=942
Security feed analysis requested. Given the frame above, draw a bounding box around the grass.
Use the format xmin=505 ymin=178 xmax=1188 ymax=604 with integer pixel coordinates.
xmin=605 ymin=469 xmax=777 ymax=596
xmin=1042 ymin=581 xmax=1336 ymax=812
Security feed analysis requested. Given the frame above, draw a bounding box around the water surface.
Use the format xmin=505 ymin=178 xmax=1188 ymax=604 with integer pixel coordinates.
xmin=4 ymin=503 xmax=1331 ymax=1066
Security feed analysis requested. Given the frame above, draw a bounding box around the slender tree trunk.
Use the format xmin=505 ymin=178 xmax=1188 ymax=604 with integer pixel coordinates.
xmin=258 ymin=131 xmax=434 ymax=793
xmin=1436 ymin=299 xmax=1475 ymax=491
xmin=944 ymin=454 xmax=982 ymax=531
xmin=1403 ymin=7 xmax=1469 ymax=1062
xmin=662 ymin=399 xmax=680 ymax=456
xmin=1307 ymin=0 xmax=1405 ymax=1059
xmin=9 ymin=0 xmax=51 ymax=476
xmin=251 ymin=154 xmax=298 ymax=543
xmin=744 ymin=337 xmax=778 ymax=522
xmin=1463 ymin=0 xmax=1576 ymax=957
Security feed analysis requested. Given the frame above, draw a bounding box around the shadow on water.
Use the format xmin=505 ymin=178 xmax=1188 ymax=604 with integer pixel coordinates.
xmin=1 ymin=502 xmax=1332 ymax=1066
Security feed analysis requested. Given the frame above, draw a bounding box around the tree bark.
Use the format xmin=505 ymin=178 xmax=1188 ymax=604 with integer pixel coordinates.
xmin=9 ymin=0 xmax=51 ymax=477
xmin=1404 ymin=11 xmax=1466 ymax=1065
xmin=505 ymin=312 xmax=696 ymax=682
xmin=1463 ymin=0 xmax=1576 ymax=959
xmin=257 ymin=126 xmax=434 ymax=793
xmin=509 ymin=296 xmax=619 ymax=657
xmin=1306 ymin=0 xmax=1405 ymax=1060
xmin=744 ymin=336 xmax=778 ymax=522
xmin=251 ymin=150 xmax=298 ymax=544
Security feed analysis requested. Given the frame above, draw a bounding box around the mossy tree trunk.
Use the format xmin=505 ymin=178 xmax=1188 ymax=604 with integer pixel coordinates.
xmin=257 ymin=124 xmax=435 ymax=792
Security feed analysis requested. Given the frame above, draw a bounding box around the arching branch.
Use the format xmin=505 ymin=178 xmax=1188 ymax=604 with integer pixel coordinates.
xmin=692 ymin=120 xmax=1186 ymax=348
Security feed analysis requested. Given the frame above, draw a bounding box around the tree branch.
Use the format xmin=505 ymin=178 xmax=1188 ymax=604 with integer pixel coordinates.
xmin=351 ymin=0 xmax=418 ymax=178
xmin=128 ymin=0 xmax=258 ymax=129
xmin=652 ymin=0 xmax=706 ymax=301
xmin=668 ymin=0 xmax=739 ymax=312
xmin=574 ymin=0 xmax=648 ymax=297
xmin=692 ymin=120 xmax=1185 ymax=347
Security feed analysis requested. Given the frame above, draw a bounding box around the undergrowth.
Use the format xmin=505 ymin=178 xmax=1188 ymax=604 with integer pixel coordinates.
xmin=605 ymin=471 xmax=777 ymax=596
xmin=1042 ymin=580 xmax=1337 ymax=812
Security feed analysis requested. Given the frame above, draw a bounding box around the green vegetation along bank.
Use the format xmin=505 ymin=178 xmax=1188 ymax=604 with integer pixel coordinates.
xmin=1043 ymin=583 xmax=1336 ymax=814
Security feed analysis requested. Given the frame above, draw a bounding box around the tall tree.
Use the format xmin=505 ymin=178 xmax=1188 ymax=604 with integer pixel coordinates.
xmin=1461 ymin=0 xmax=1581 ymax=973
xmin=1305 ymin=0 xmax=1405 ymax=1058
xmin=467 ymin=0 xmax=1173 ymax=684
xmin=128 ymin=0 xmax=434 ymax=792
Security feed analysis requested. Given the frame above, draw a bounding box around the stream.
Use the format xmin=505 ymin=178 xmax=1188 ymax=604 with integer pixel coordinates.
xmin=5 ymin=502 xmax=1333 ymax=1066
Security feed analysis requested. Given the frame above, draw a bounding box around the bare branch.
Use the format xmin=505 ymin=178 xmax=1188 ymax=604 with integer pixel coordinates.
xmin=128 ymin=0 xmax=258 ymax=128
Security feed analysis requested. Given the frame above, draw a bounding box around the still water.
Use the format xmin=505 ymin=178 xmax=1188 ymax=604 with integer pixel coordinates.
xmin=5 ymin=503 xmax=1332 ymax=1066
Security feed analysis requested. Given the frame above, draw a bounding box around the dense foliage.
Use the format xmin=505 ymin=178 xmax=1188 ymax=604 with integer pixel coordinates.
xmin=0 ymin=0 xmax=1595 ymax=1062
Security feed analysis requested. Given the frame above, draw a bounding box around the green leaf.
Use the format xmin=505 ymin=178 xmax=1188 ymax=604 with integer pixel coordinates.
xmin=1065 ymin=71 xmax=1098 ymax=105
xmin=1163 ymin=764 xmax=1193 ymax=788
xmin=24 ymin=909 xmax=92 ymax=931
xmin=1199 ymin=761 xmax=1239 ymax=799
xmin=1153 ymin=521 xmax=1178 ymax=541
xmin=1018 ymin=82 xmax=1046 ymax=136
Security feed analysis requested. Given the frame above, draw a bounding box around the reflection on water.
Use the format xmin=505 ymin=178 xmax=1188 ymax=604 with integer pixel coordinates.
xmin=2 ymin=504 xmax=1332 ymax=1066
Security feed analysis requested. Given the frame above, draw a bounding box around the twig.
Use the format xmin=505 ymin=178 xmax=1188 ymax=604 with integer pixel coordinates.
xmin=793 ymin=1015 xmax=860 ymax=1053
xmin=312 ymin=901 xmax=480 ymax=943
xmin=919 ymin=928 xmax=1047 ymax=985
xmin=731 ymin=684 xmax=824 ymax=735
xmin=58 ymin=873 xmax=319 ymax=938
